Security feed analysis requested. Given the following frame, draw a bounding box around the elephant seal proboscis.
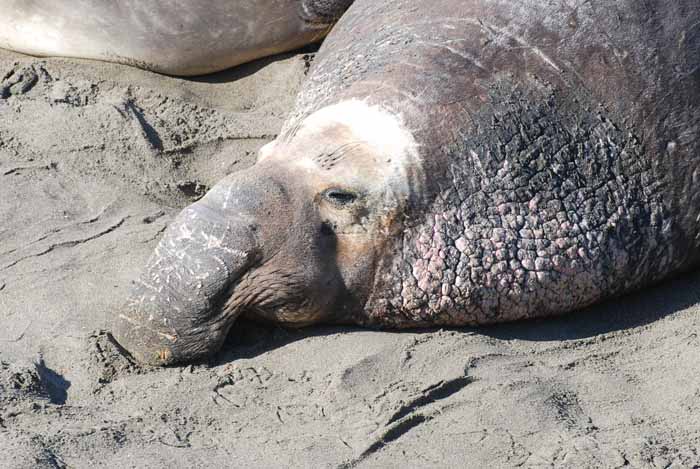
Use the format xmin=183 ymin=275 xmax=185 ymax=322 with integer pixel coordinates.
xmin=112 ymin=0 xmax=699 ymax=365
xmin=0 ymin=0 xmax=354 ymax=75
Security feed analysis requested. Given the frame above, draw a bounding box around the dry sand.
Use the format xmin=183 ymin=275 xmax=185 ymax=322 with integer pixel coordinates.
xmin=0 ymin=47 xmax=699 ymax=468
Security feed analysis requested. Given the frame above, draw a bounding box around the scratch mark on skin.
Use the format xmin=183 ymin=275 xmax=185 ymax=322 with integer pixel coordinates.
xmin=315 ymin=141 xmax=366 ymax=169
xmin=477 ymin=19 xmax=563 ymax=73
xmin=353 ymin=80 xmax=426 ymax=110
xmin=118 ymin=313 xmax=178 ymax=342
xmin=404 ymin=17 xmax=564 ymax=74
xmin=264 ymin=16 xmax=288 ymax=27
xmin=0 ymin=217 xmax=128 ymax=271
xmin=416 ymin=40 xmax=487 ymax=71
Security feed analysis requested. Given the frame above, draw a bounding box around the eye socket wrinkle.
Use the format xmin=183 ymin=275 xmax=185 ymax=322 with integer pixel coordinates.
xmin=315 ymin=141 xmax=366 ymax=170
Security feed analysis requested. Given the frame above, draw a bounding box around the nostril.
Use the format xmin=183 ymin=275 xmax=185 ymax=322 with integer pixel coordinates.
xmin=111 ymin=310 xmax=179 ymax=366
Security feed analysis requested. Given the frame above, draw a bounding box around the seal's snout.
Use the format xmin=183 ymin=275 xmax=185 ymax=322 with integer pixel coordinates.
xmin=112 ymin=307 xmax=180 ymax=366
xmin=113 ymin=197 xmax=260 ymax=366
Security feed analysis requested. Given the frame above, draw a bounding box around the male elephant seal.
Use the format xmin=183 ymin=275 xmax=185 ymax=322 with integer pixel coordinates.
xmin=0 ymin=0 xmax=353 ymax=75
xmin=114 ymin=0 xmax=699 ymax=365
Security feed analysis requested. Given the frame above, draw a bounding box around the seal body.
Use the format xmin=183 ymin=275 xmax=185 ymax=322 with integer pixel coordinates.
xmin=0 ymin=0 xmax=352 ymax=75
xmin=283 ymin=0 xmax=700 ymax=327
xmin=113 ymin=0 xmax=700 ymax=365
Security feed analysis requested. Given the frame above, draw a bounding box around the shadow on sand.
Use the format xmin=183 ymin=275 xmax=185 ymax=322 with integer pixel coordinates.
xmin=483 ymin=269 xmax=700 ymax=342
xmin=184 ymin=43 xmax=321 ymax=85
xmin=214 ymin=270 xmax=700 ymax=364
xmin=35 ymin=359 xmax=71 ymax=405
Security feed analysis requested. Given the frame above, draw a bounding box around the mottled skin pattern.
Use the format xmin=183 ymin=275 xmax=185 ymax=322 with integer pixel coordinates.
xmin=113 ymin=0 xmax=699 ymax=365
xmin=365 ymin=83 xmax=676 ymax=326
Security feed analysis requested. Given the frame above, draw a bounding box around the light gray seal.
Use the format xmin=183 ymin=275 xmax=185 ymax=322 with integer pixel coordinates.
xmin=0 ymin=0 xmax=353 ymax=75
xmin=112 ymin=0 xmax=699 ymax=365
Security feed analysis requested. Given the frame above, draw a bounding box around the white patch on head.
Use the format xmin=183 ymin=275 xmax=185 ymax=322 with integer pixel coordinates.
xmin=296 ymin=99 xmax=423 ymax=202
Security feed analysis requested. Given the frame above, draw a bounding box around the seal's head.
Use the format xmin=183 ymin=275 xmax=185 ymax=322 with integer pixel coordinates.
xmin=113 ymin=100 xmax=423 ymax=365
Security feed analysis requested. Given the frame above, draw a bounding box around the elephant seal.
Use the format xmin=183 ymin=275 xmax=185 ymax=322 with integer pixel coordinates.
xmin=0 ymin=0 xmax=353 ymax=76
xmin=113 ymin=0 xmax=700 ymax=365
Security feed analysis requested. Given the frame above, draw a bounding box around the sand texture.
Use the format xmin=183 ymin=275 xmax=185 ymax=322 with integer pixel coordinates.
xmin=0 ymin=47 xmax=699 ymax=468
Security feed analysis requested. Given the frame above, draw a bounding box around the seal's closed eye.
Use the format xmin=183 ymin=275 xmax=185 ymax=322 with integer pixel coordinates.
xmin=323 ymin=188 xmax=358 ymax=207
